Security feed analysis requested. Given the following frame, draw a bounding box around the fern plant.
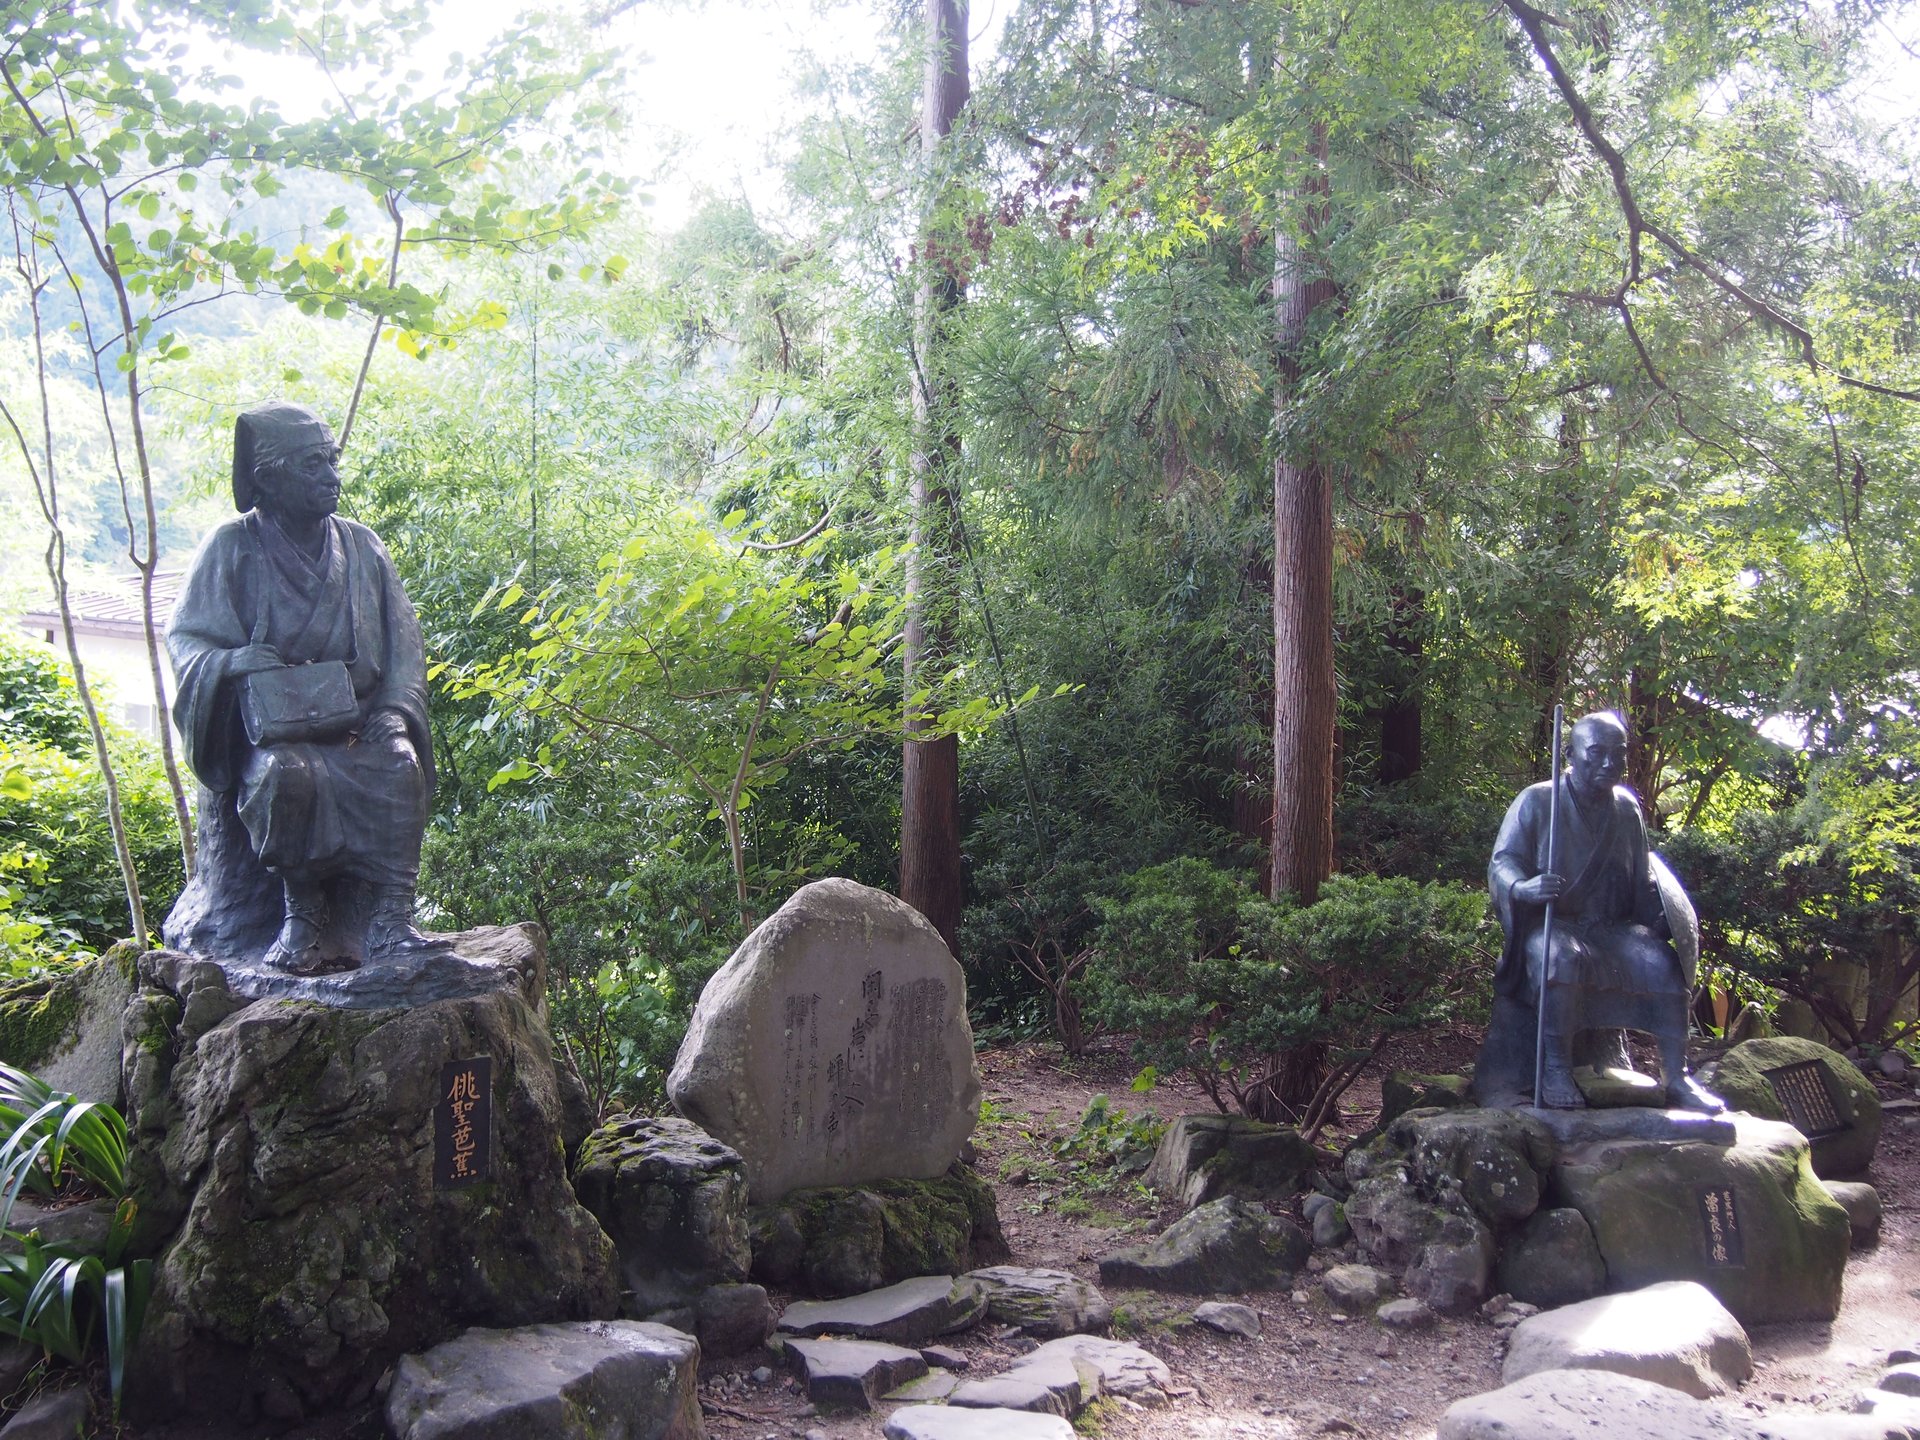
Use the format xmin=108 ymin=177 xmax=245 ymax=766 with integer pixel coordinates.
xmin=0 ymin=1063 xmax=151 ymax=1415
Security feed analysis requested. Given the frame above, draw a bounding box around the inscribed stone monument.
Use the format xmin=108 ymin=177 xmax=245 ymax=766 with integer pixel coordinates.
xmin=668 ymin=878 xmax=981 ymax=1201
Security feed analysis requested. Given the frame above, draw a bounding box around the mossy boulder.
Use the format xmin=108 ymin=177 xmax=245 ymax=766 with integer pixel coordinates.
xmin=1345 ymin=1179 xmax=1495 ymax=1314
xmin=748 ymin=1163 xmax=1009 ymax=1298
xmin=1702 ymin=1036 xmax=1881 ymax=1178
xmin=1390 ymin=1107 xmax=1553 ymax=1228
xmin=1143 ymin=1113 xmax=1320 ymax=1209
xmin=0 ymin=948 xmax=133 ymax=1102
xmin=1098 ymin=1196 xmax=1309 ymax=1294
xmin=1497 ymin=1207 xmax=1608 ymax=1309
xmin=573 ymin=1115 xmax=750 ymax=1315
xmin=120 ymin=928 xmax=619 ymax=1423
xmin=1378 ymin=1071 xmax=1472 ymax=1130
xmin=1550 ymin=1114 xmax=1849 ymax=1325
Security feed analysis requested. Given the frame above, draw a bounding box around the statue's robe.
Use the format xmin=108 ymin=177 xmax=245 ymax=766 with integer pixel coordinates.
xmin=162 ymin=510 xmax=433 ymax=958
xmin=1489 ymin=777 xmax=1678 ymax=1001
xmin=1473 ymin=776 xmax=1689 ymax=1104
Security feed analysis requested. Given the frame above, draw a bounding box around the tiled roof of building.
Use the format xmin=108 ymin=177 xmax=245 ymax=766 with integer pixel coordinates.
xmin=18 ymin=571 xmax=185 ymax=637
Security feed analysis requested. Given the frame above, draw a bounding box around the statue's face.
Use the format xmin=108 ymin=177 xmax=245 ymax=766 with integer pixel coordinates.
xmin=1568 ymin=719 xmax=1628 ymax=799
xmin=258 ymin=443 xmax=342 ymax=523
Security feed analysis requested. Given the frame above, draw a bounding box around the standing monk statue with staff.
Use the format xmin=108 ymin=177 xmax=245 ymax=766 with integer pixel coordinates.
xmin=163 ymin=400 xmax=448 ymax=973
xmin=1473 ymin=709 xmax=1724 ymax=1112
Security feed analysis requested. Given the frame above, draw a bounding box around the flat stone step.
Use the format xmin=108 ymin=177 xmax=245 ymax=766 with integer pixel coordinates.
xmin=886 ymin=1370 xmax=960 ymax=1402
xmin=778 ymin=1336 xmax=927 ymax=1410
xmin=778 ymin=1275 xmax=987 ymax=1345
xmin=384 ymin=1321 xmax=699 ymax=1440
xmin=884 ymin=1405 xmax=1076 ymax=1440
xmin=947 ymin=1334 xmax=1171 ymax=1418
xmin=964 ymin=1266 xmax=1111 ymax=1337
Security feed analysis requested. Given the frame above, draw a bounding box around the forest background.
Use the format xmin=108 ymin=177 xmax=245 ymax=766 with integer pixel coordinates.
xmin=3 ymin=0 xmax=1917 ymax=1123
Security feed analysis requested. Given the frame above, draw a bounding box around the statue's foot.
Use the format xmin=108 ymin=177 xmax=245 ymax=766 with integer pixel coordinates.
xmin=1538 ymin=1067 xmax=1586 ymax=1109
xmin=264 ymin=917 xmax=327 ymax=975
xmin=364 ymin=920 xmax=453 ymax=968
xmin=1667 ymin=1075 xmax=1727 ymax=1113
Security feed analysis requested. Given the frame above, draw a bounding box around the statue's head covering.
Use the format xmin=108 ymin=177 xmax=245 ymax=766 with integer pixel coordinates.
xmin=232 ymin=401 xmax=336 ymax=511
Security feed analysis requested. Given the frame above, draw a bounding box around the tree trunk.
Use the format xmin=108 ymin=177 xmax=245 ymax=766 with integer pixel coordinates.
xmin=1233 ymin=549 xmax=1275 ymax=860
xmin=900 ymin=0 xmax=970 ymax=954
xmin=1269 ymin=120 xmax=1338 ymax=905
xmin=1375 ymin=579 xmax=1424 ymax=785
xmin=1626 ymin=663 xmax=1664 ymax=825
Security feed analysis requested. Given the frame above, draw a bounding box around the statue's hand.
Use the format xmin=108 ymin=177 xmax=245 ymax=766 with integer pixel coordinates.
xmin=360 ymin=709 xmax=408 ymax=745
xmin=1514 ymin=872 xmax=1565 ymax=904
xmin=230 ymin=644 xmax=283 ymax=676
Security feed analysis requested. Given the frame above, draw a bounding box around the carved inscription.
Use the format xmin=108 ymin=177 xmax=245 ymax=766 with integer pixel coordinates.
xmin=1763 ymin=1059 xmax=1848 ymax=1139
xmin=777 ymin=965 xmax=955 ymax=1162
xmin=1697 ymin=1185 xmax=1744 ymax=1268
xmin=435 ymin=1056 xmax=492 ymax=1189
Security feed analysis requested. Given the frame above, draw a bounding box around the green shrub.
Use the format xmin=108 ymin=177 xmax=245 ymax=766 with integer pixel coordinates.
xmin=0 ymin=739 xmax=183 ymax=960
xmin=423 ymin=806 xmax=734 ymax=1112
xmin=1079 ymin=859 xmax=1493 ymax=1135
xmin=0 ymin=635 xmax=90 ymax=757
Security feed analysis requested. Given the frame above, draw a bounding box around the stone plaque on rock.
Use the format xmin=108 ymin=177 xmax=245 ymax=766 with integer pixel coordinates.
xmin=1762 ymin=1059 xmax=1847 ymax=1139
xmin=436 ymin=1056 xmax=492 ymax=1189
xmin=668 ymin=879 xmax=981 ymax=1201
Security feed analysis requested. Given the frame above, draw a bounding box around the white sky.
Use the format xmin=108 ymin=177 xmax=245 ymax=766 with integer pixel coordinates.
xmin=211 ymin=0 xmax=1012 ymax=232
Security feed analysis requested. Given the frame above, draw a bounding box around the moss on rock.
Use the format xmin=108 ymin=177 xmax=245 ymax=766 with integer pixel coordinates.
xmin=748 ymin=1164 xmax=1009 ymax=1298
xmin=1704 ymin=1036 xmax=1881 ymax=1178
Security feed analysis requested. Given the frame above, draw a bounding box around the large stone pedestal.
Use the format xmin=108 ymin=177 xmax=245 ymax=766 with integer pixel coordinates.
xmin=120 ymin=925 xmax=619 ymax=1422
xmin=1344 ymin=1105 xmax=1848 ymax=1324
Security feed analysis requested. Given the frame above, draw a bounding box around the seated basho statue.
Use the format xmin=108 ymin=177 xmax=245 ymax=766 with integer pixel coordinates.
xmin=163 ymin=400 xmax=446 ymax=973
xmin=1473 ymin=710 xmax=1723 ymax=1112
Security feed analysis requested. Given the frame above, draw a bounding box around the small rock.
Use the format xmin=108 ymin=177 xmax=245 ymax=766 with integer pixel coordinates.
xmin=1879 ymin=1363 xmax=1920 ymax=1397
xmin=921 ymin=1344 xmax=969 ymax=1371
xmin=1322 ymin=1264 xmax=1395 ymax=1313
xmin=697 ymin=1282 xmax=776 ymax=1357
xmin=752 ymin=1366 xmax=772 ymax=1383
xmin=1313 ymin=1203 xmax=1352 ymax=1248
xmin=0 ymin=1387 xmax=89 ymax=1440
xmin=1378 ymin=1299 xmax=1438 ymax=1331
xmin=1821 ymin=1182 xmax=1883 ymax=1250
xmin=1303 ymin=1192 xmax=1336 ymax=1221
xmin=1193 ymin=1301 xmax=1261 ymax=1339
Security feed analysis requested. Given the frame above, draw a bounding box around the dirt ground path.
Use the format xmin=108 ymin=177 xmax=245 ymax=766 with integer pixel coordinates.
xmin=697 ymin=1034 xmax=1919 ymax=1440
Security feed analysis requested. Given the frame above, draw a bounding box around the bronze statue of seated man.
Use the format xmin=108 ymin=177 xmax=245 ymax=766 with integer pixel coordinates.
xmin=1481 ymin=710 xmax=1723 ymax=1112
xmin=163 ymin=401 xmax=447 ymax=973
